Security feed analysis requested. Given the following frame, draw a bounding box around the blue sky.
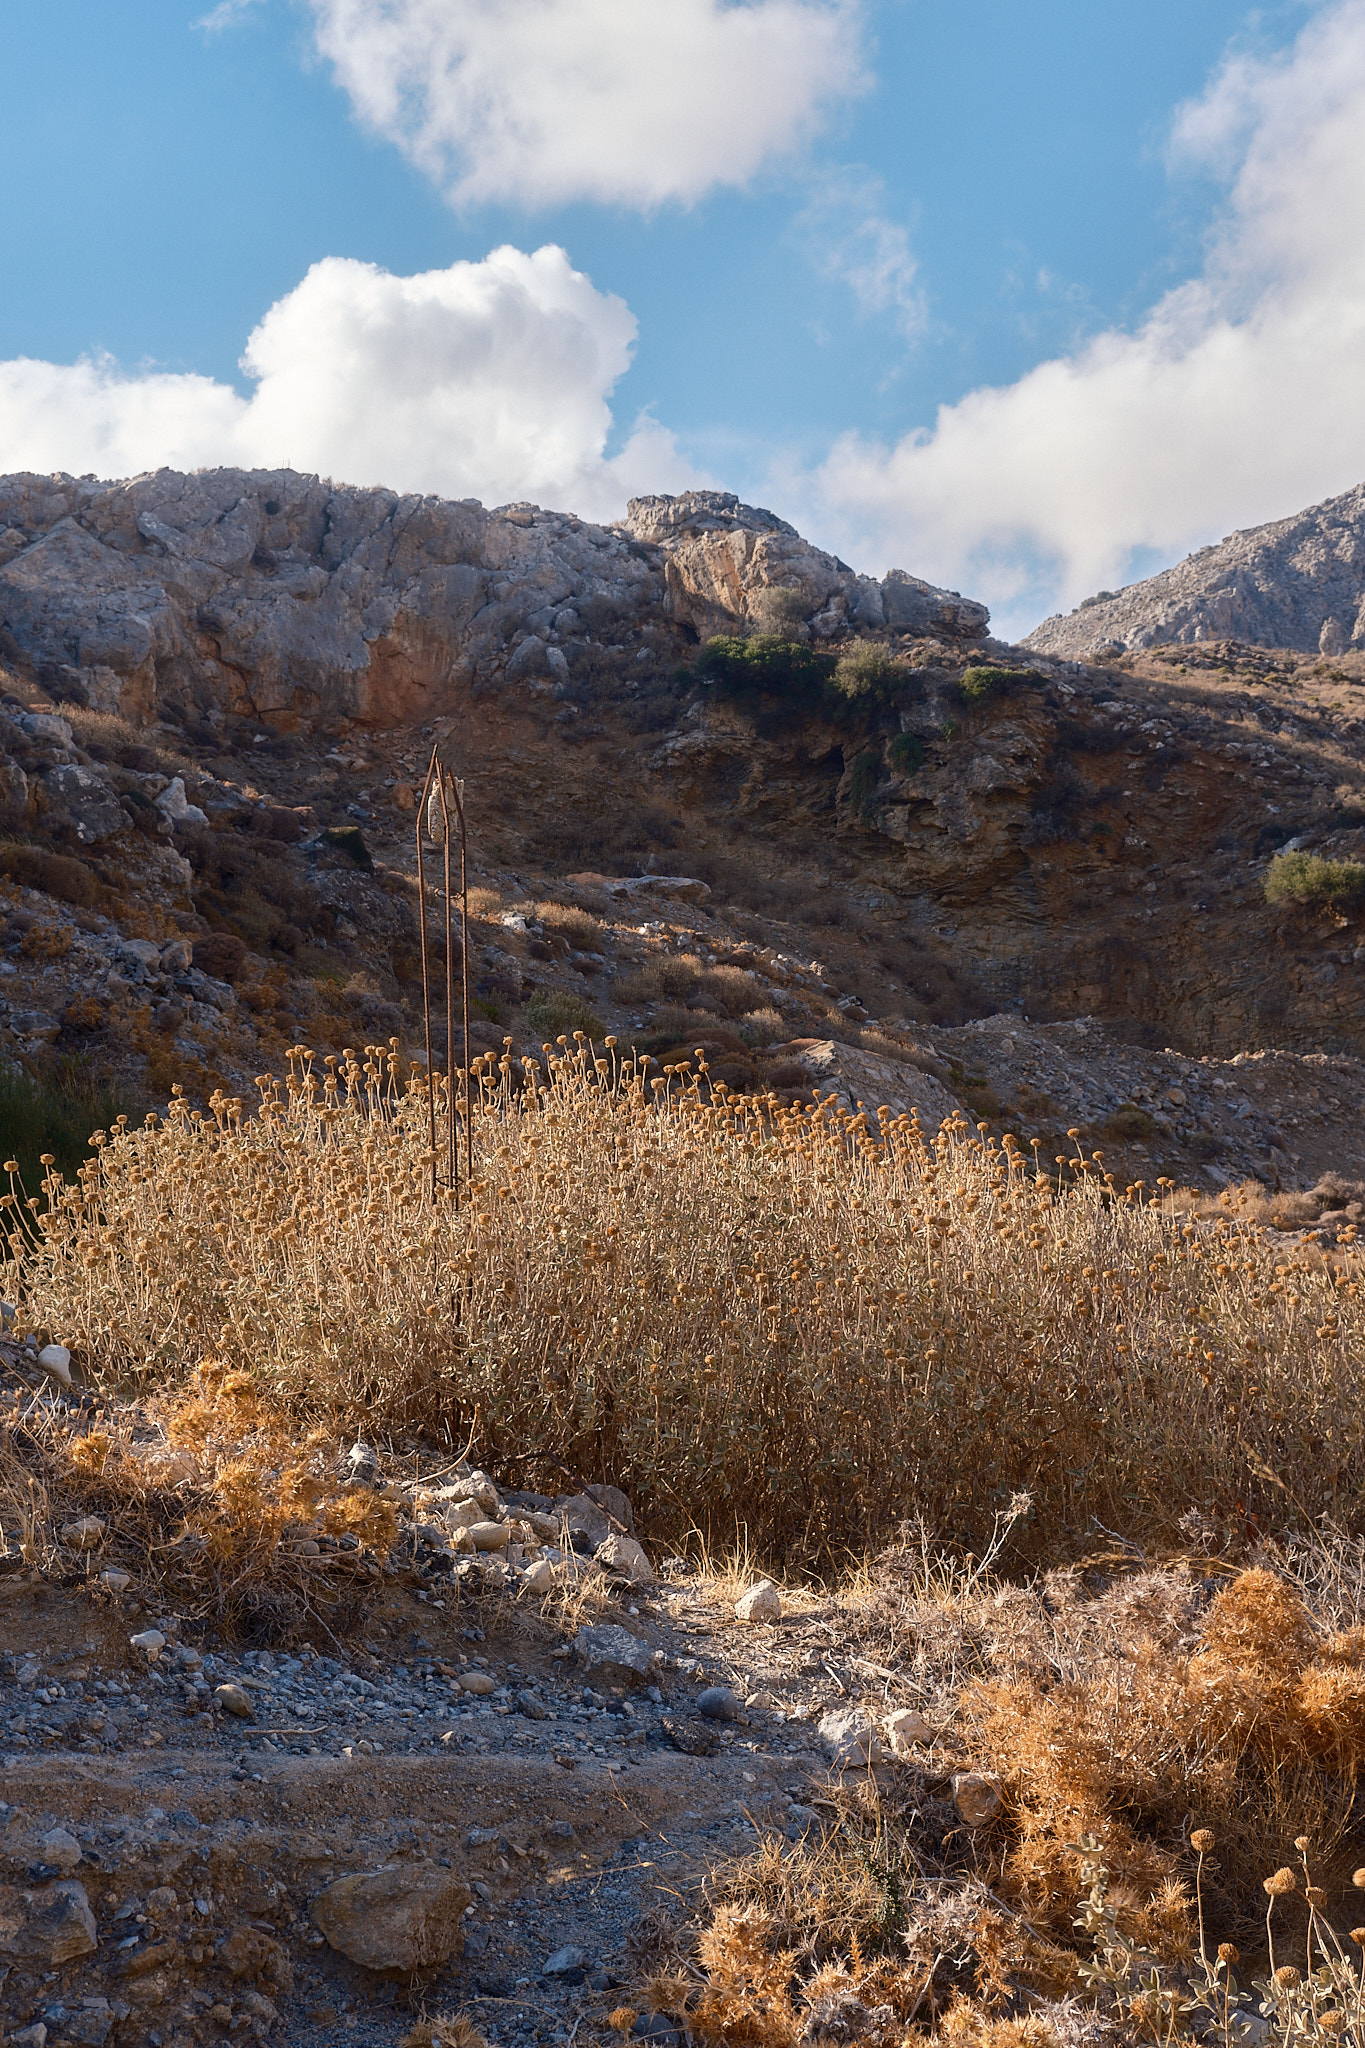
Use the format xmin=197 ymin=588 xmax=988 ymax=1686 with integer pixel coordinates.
xmin=2 ymin=0 xmax=1362 ymax=636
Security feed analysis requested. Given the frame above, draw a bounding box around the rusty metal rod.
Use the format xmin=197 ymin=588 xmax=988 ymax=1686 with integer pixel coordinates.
xmin=417 ymin=745 xmax=440 ymax=1205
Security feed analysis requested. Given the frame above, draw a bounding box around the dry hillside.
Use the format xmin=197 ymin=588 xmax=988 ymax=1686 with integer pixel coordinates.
xmin=0 ymin=475 xmax=1363 ymax=2048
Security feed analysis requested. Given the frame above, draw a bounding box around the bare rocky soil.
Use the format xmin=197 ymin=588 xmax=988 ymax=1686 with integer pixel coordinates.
xmin=0 ymin=1492 xmax=909 ymax=2048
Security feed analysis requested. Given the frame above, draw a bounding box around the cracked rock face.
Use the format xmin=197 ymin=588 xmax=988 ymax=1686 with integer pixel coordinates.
xmin=0 ymin=471 xmax=988 ymax=733
xmin=1026 ymin=478 xmax=1365 ymax=658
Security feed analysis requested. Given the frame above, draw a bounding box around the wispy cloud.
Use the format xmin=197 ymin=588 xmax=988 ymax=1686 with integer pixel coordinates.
xmin=793 ymin=167 xmax=925 ymax=338
xmin=195 ymin=0 xmax=265 ymax=31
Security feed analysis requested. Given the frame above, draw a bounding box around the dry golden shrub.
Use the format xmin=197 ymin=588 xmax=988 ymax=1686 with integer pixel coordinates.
xmin=4 ymin=1356 xmax=390 ymax=1630
xmin=533 ymin=899 xmax=605 ymax=951
xmin=694 ymin=965 xmax=768 ymax=1018
xmin=946 ymin=1567 xmax=1365 ymax=1962
xmin=1200 ymin=1568 xmax=1317 ymax=1673
xmin=613 ymin=953 xmax=702 ymax=1004
xmin=4 ymin=1041 xmax=1365 ymax=1568
xmin=688 ymin=1561 xmax=1365 ymax=2047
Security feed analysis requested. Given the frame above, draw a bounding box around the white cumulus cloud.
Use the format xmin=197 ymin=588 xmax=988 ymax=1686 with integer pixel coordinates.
xmin=304 ymin=0 xmax=866 ymax=210
xmin=0 ymin=245 xmax=697 ymax=519
xmin=792 ymin=0 xmax=1365 ymax=639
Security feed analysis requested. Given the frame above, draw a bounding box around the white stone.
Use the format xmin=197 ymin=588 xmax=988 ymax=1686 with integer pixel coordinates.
xmin=734 ymin=1579 xmax=781 ymax=1623
xmin=36 ymin=1344 xmax=72 ymax=1386
xmin=951 ymin=1771 xmax=1004 ymax=1827
xmin=59 ymin=1516 xmax=105 ymax=1551
xmin=884 ymin=1708 xmax=941 ymax=1755
xmin=519 ymin=1558 xmax=555 ymax=1594
xmin=99 ymin=1569 xmax=132 ymax=1593
xmin=458 ymin=1671 xmax=495 ymax=1696
xmin=596 ymin=1533 xmax=653 ymax=1586
xmin=128 ymin=1629 xmax=166 ymax=1661
xmin=447 ymin=1470 xmax=500 ymax=1514
xmin=818 ymin=1708 xmax=884 ymax=1768
xmin=38 ymin=1829 xmax=81 ymax=1873
xmin=467 ymin=1520 xmax=509 ymax=1552
xmin=153 ymin=777 xmax=209 ymax=828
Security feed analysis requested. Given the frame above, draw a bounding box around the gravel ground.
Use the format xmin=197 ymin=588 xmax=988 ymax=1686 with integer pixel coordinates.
xmin=0 ymin=1559 xmax=851 ymax=2048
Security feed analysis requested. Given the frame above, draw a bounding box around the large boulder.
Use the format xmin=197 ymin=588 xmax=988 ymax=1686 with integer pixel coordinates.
xmin=624 ymin=490 xmax=988 ymax=644
xmin=0 ymin=1879 xmax=98 ymax=1964
xmin=41 ymin=764 xmax=127 ymax=844
xmin=310 ymin=1865 xmax=472 ymax=1971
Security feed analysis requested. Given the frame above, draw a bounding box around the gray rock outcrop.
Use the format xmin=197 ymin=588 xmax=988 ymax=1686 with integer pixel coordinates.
xmin=1025 ymin=480 xmax=1365 ymax=659
xmin=0 ymin=470 xmax=988 ymax=734
xmin=623 ymin=489 xmax=989 ymax=644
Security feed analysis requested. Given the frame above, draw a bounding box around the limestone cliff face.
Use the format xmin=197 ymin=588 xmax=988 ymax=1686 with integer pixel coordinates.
xmin=0 ymin=472 xmax=988 ymax=732
xmin=623 ymin=490 xmax=989 ymax=644
xmin=0 ymin=469 xmax=664 ymax=730
xmin=1025 ymin=481 xmax=1365 ymax=658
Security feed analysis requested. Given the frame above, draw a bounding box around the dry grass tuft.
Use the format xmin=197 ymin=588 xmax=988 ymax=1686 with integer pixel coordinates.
xmin=532 ymin=899 xmax=606 ymax=951
xmin=399 ymin=2017 xmax=489 ymax=2048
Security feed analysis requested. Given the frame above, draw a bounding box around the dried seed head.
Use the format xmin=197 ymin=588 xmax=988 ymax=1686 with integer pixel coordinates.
xmin=1295 ymin=1836 xmax=1312 ymax=1853
xmin=1350 ymin=1929 xmax=1365 ymax=1947
xmin=1217 ymin=1943 xmax=1240 ymax=1964
xmin=1274 ymin=1966 xmax=1302 ymax=1987
xmin=1354 ymin=1868 xmax=1365 ymax=1888
xmin=1264 ymin=1868 xmax=1299 ymax=1896
xmin=1191 ymin=1829 xmax=1215 ymax=1853
xmin=1306 ymin=1885 xmax=1329 ymax=1909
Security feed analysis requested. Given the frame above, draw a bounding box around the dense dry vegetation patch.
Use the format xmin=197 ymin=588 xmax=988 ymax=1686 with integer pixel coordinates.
xmin=3 ymin=1044 xmax=1365 ymax=2039
xmin=4 ymin=1041 xmax=1362 ymax=1568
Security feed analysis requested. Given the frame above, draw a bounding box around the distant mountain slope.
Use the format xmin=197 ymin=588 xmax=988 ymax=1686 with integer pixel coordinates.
xmin=1025 ymin=482 xmax=1365 ymax=659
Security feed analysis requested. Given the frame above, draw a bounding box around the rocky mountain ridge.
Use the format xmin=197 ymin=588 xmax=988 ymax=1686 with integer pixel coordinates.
xmin=0 ymin=470 xmax=987 ymax=734
xmin=1026 ymin=479 xmax=1365 ymax=659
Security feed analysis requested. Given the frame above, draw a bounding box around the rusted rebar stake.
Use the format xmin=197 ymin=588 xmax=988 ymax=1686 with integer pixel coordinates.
xmin=416 ymin=747 xmax=472 ymax=1205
